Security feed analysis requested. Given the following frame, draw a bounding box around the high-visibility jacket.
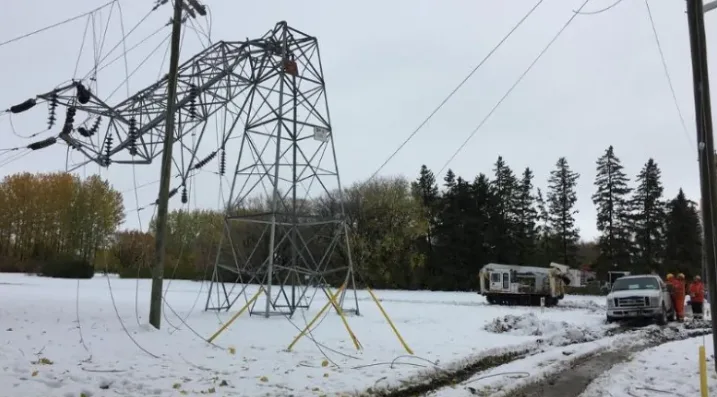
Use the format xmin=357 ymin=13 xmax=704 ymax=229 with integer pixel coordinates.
xmin=690 ymin=281 xmax=705 ymax=303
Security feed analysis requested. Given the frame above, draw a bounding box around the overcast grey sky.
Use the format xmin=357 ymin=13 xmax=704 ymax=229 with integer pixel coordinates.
xmin=0 ymin=0 xmax=709 ymax=240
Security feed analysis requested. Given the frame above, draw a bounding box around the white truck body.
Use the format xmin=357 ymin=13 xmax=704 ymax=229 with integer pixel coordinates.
xmin=605 ymin=274 xmax=674 ymax=324
xmin=479 ymin=262 xmax=570 ymax=306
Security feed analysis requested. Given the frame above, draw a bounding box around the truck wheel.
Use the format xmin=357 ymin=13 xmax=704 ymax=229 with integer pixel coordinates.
xmin=667 ymin=308 xmax=676 ymax=322
xmin=606 ymin=315 xmax=616 ymax=324
xmin=656 ymin=305 xmax=668 ymax=326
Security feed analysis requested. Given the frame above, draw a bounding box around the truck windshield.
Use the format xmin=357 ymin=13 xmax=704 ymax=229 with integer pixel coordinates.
xmin=612 ymin=277 xmax=660 ymax=291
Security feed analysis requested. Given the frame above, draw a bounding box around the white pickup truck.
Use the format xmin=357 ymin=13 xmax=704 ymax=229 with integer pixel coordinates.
xmin=606 ymin=274 xmax=675 ymax=325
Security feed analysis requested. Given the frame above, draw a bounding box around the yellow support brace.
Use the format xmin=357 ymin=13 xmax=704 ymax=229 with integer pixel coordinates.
xmin=207 ymin=287 xmax=264 ymax=343
xmin=287 ymin=284 xmax=345 ymax=352
xmin=367 ymin=287 xmax=413 ymax=355
xmin=325 ymin=284 xmax=362 ymax=351
xmin=699 ymin=345 xmax=708 ymax=397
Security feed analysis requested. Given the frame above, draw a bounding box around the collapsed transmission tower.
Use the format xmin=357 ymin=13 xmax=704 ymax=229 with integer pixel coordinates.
xmin=202 ymin=22 xmax=359 ymax=318
xmin=6 ymin=21 xmax=359 ymax=318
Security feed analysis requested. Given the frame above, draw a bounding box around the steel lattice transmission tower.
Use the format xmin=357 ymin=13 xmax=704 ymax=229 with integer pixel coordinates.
xmin=8 ymin=20 xmax=358 ymax=318
xmin=203 ymin=22 xmax=359 ymax=318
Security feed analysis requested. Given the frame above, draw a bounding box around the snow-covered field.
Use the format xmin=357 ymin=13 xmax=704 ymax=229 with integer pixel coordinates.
xmin=0 ymin=273 xmax=709 ymax=396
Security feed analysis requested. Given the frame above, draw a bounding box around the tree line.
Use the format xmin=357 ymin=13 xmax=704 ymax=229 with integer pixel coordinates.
xmin=0 ymin=172 xmax=124 ymax=277
xmin=0 ymin=146 xmax=703 ymax=291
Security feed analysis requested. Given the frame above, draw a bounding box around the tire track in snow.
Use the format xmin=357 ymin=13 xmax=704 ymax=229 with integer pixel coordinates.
xmin=499 ymin=325 xmax=713 ymax=397
xmin=360 ymin=322 xmax=640 ymax=397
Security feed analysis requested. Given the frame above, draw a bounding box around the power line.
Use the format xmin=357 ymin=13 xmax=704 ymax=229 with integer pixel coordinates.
xmin=366 ymin=0 xmax=546 ymax=181
xmin=574 ymin=0 xmax=625 ymax=15
xmin=0 ymin=0 xmax=117 ymax=49
xmin=437 ymin=0 xmax=592 ymax=176
xmin=644 ymin=0 xmax=693 ymax=149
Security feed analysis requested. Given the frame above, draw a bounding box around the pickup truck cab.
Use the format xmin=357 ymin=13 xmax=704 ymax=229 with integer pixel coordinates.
xmin=606 ymin=274 xmax=675 ymax=325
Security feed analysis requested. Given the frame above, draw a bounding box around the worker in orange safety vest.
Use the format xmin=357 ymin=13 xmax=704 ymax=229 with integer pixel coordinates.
xmin=673 ymin=273 xmax=687 ymax=322
xmin=666 ymin=273 xmax=676 ymax=312
xmin=689 ymin=275 xmax=706 ymax=320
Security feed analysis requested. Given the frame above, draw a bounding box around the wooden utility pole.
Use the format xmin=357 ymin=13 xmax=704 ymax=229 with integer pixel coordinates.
xmin=149 ymin=0 xmax=184 ymax=330
xmin=686 ymin=0 xmax=717 ymax=370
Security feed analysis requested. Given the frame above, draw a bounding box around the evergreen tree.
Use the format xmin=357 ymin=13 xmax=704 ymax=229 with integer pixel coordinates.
xmin=468 ymin=173 xmax=498 ymax=284
xmin=514 ymin=168 xmax=539 ymax=264
xmin=433 ymin=170 xmax=474 ymax=290
xmin=412 ymin=165 xmax=439 ymax=211
xmin=547 ymin=157 xmax=580 ymax=265
xmin=490 ymin=156 xmax=519 ymax=263
xmin=664 ymin=189 xmax=702 ymax=277
xmin=411 ymin=165 xmax=440 ymax=288
xmin=630 ymin=158 xmax=667 ymax=273
xmin=535 ymin=187 xmax=553 ymax=264
xmin=592 ymin=146 xmax=632 ymax=272
xmin=444 ymin=169 xmax=456 ymax=190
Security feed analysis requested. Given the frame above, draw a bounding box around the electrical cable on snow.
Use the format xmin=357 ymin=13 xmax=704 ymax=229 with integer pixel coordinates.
xmin=74 ymin=242 xmax=93 ymax=363
xmin=183 ymin=120 xmax=355 ymax=364
xmin=83 ymin=9 xmax=161 ymax=358
xmin=125 ymin=21 xmax=214 ymax=337
xmin=350 ymin=354 xmax=446 ymax=371
xmin=103 ymin=199 xmax=162 ymax=359
xmin=462 ymin=370 xmax=530 ymax=385
xmin=367 ymin=0 xmax=546 ymax=182
xmin=114 ymin=26 xmax=224 ymax=351
xmin=437 ymin=0 xmax=593 ymax=176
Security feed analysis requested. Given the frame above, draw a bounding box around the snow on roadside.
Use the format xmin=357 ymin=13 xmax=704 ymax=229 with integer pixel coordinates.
xmin=0 ymin=273 xmax=611 ymax=397
xmin=580 ymin=333 xmax=717 ymax=397
xmin=370 ymin=308 xmax=616 ymax=395
xmin=427 ymin=333 xmax=627 ymax=397
xmin=430 ymin=324 xmax=712 ymax=397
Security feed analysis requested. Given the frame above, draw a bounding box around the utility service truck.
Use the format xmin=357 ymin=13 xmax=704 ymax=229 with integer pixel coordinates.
xmin=478 ymin=262 xmax=571 ymax=306
xmin=605 ymin=274 xmax=675 ymax=325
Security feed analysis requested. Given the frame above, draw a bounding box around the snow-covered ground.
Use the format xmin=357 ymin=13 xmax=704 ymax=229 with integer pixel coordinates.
xmin=430 ymin=323 xmax=713 ymax=397
xmin=0 ymin=273 xmax=615 ymax=396
xmin=581 ymin=335 xmax=717 ymax=397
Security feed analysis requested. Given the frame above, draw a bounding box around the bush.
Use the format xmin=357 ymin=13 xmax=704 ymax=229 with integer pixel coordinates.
xmin=39 ymin=257 xmax=94 ymax=279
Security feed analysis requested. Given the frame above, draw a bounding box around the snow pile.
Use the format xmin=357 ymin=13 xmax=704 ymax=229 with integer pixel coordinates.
xmin=580 ymin=335 xmax=717 ymax=397
xmin=484 ymin=313 xmax=604 ymax=345
xmin=560 ymin=299 xmax=605 ymax=313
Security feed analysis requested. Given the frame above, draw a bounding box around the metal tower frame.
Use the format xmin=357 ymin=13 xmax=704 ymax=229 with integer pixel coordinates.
xmin=201 ymin=22 xmax=359 ymax=318
xmin=7 ymin=20 xmax=359 ymax=317
xmin=7 ymin=21 xmax=359 ymax=318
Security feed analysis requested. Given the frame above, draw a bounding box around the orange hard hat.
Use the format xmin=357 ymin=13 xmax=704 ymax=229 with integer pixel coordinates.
xmin=678 ymin=273 xmax=685 ymax=279
xmin=666 ymin=273 xmax=674 ymax=280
